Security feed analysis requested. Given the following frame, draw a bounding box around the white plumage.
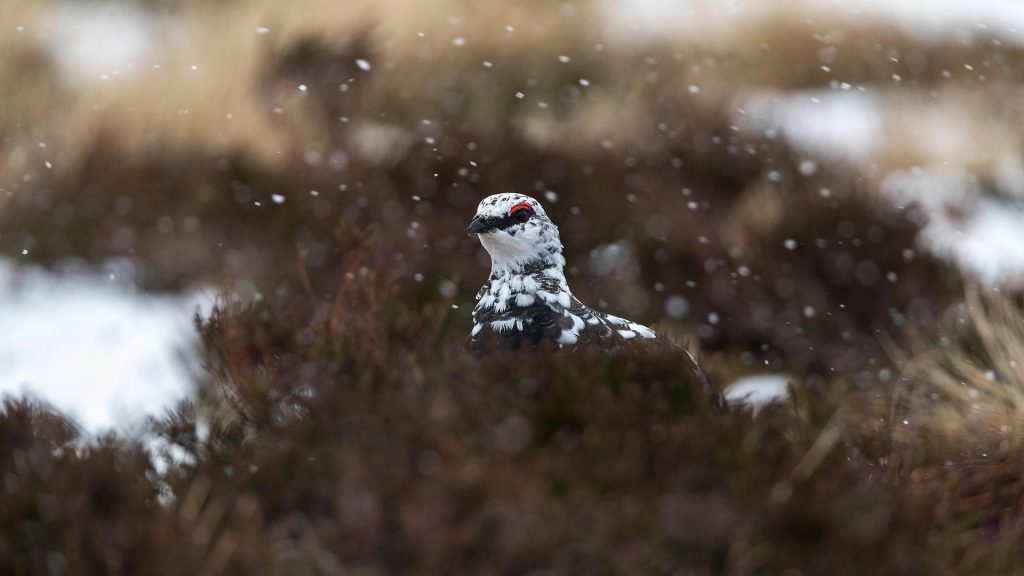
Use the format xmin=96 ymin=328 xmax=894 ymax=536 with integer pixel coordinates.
xmin=466 ymin=193 xmax=683 ymax=356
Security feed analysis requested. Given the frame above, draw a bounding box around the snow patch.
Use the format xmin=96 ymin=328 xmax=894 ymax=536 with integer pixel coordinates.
xmin=854 ymin=0 xmax=1024 ymax=46
xmin=724 ymin=374 xmax=791 ymax=412
xmin=606 ymin=0 xmax=1024 ymax=46
xmin=43 ymin=2 xmax=161 ymax=83
xmin=738 ymin=91 xmax=884 ymax=163
xmin=883 ymin=168 xmax=1024 ymax=286
xmin=0 ymin=261 xmax=212 ymax=433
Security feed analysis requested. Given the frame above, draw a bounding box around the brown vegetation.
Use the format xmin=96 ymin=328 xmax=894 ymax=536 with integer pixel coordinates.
xmin=2 ymin=0 xmax=1024 ymax=573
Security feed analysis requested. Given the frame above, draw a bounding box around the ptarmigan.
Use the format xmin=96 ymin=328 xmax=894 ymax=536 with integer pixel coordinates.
xmin=466 ymin=193 xmax=704 ymax=377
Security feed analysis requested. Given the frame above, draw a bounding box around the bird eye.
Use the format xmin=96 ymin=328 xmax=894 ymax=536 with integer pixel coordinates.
xmin=508 ymin=201 xmax=534 ymax=222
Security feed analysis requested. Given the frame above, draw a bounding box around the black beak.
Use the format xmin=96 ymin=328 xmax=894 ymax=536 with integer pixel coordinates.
xmin=467 ymin=215 xmax=494 ymax=234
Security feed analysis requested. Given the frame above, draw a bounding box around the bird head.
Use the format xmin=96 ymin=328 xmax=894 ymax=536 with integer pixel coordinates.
xmin=468 ymin=193 xmax=564 ymax=273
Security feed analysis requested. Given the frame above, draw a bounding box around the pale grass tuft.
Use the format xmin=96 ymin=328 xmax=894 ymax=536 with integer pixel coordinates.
xmin=895 ymin=286 xmax=1024 ymax=449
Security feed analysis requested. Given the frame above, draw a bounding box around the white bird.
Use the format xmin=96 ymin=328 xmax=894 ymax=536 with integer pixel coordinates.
xmin=466 ymin=192 xmax=705 ymax=383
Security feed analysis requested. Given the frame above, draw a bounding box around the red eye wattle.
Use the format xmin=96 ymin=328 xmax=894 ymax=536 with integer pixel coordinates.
xmin=508 ymin=201 xmax=533 ymax=215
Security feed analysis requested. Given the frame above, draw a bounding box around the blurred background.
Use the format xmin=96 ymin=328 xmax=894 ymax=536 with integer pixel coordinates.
xmin=3 ymin=0 xmax=1023 ymax=427
xmin=3 ymin=0 xmax=1024 ymax=573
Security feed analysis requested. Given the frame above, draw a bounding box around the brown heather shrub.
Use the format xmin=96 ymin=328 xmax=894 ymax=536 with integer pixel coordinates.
xmin=2 ymin=266 xmax=1024 ymax=573
xmin=176 ymin=269 xmax=899 ymax=574
xmin=0 ymin=400 xmax=171 ymax=575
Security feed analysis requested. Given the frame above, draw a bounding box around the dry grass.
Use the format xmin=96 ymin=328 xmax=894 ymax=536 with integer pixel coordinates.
xmin=895 ymin=287 xmax=1024 ymax=450
xmin=6 ymin=0 xmax=1023 ymax=182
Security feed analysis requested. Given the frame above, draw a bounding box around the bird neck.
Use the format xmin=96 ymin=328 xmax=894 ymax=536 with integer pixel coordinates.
xmin=489 ymin=252 xmax=566 ymax=285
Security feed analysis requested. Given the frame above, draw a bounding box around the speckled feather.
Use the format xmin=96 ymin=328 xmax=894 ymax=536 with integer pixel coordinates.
xmin=467 ymin=193 xmax=676 ymax=355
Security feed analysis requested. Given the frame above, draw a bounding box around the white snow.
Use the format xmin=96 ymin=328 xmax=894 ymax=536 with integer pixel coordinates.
xmin=0 ymin=261 xmax=212 ymax=433
xmin=883 ymin=168 xmax=1024 ymax=286
xmin=940 ymin=201 xmax=1024 ymax=285
xmin=600 ymin=0 xmax=695 ymax=36
xmin=607 ymin=0 xmax=1024 ymax=46
xmin=738 ymin=91 xmax=884 ymax=163
xmin=724 ymin=374 xmax=791 ymax=412
xmin=737 ymin=90 xmax=1024 ymax=286
xmin=853 ymin=0 xmax=1024 ymax=46
xmin=42 ymin=2 xmax=160 ymax=83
